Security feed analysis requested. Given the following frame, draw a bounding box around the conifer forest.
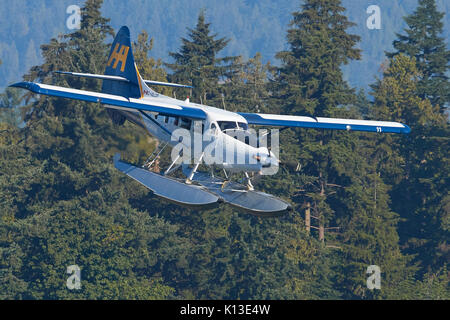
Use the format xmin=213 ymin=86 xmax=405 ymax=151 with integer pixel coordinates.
xmin=0 ymin=0 xmax=448 ymax=300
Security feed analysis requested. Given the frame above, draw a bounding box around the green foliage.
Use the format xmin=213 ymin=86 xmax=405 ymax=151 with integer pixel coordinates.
xmin=373 ymin=35 xmax=449 ymax=279
xmin=387 ymin=0 xmax=450 ymax=112
xmin=1 ymin=1 xmax=450 ymax=93
xmin=268 ymin=0 xmax=423 ymax=300
xmin=0 ymin=88 xmax=22 ymax=126
xmin=166 ymin=10 xmax=239 ymax=106
xmin=223 ymin=52 xmax=272 ymax=113
xmin=0 ymin=0 xmax=448 ymax=300
xmin=133 ymin=30 xmax=172 ymax=97
xmin=371 ymin=54 xmax=440 ymax=127
xmin=273 ymin=0 xmax=361 ymax=116
xmin=380 ymin=2 xmax=449 ymax=279
xmin=0 ymin=0 xmax=175 ymax=300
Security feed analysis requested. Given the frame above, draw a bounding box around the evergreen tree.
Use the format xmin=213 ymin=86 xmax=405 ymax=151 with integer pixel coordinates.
xmin=273 ymin=0 xmax=361 ymax=117
xmin=0 ymin=0 xmax=181 ymax=299
xmin=166 ymin=10 xmax=238 ymax=105
xmin=2 ymin=0 xmax=448 ymax=300
xmin=65 ymin=0 xmax=115 ymax=76
xmin=0 ymin=88 xmax=21 ymax=126
xmin=383 ymin=1 xmax=449 ymax=274
xmin=371 ymin=54 xmax=448 ymax=277
xmin=271 ymin=0 xmax=416 ymax=299
xmin=223 ymin=53 xmax=272 ymax=113
xmin=333 ymin=138 xmax=416 ymax=299
xmin=133 ymin=30 xmax=172 ymax=97
xmin=387 ymin=0 xmax=450 ymax=112
xmin=270 ymin=0 xmax=364 ymax=233
xmin=271 ymin=0 xmax=362 ymax=242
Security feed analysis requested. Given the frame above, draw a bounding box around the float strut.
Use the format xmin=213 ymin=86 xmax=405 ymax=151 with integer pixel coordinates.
xmin=186 ymin=152 xmax=204 ymax=184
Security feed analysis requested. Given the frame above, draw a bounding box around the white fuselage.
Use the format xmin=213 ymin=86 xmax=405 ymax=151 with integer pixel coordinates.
xmin=129 ymin=93 xmax=279 ymax=173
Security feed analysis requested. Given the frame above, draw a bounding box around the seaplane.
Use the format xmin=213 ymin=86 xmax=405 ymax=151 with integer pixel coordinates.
xmin=10 ymin=26 xmax=410 ymax=216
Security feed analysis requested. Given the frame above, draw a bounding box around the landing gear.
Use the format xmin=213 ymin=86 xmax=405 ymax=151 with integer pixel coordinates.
xmin=142 ymin=141 xmax=169 ymax=171
xmin=185 ymin=152 xmax=205 ymax=184
xmin=244 ymin=172 xmax=254 ymax=191
xmin=221 ymin=169 xmax=231 ymax=191
xmin=221 ymin=180 xmax=230 ymax=191
xmin=220 ymin=171 xmax=253 ymax=191
xmin=164 ymin=151 xmax=182 ymax=176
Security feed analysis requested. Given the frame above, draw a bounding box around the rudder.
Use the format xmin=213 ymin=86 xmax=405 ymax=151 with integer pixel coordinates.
xmin=102 ymin=26 xmax=141 ymax=99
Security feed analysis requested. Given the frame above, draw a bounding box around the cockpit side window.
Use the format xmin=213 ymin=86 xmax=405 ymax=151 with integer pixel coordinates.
xmin=210 ymin=123 xmax=218 ymax=134
xmin=237 ymin=122 xmax=248 ymax=130
xmin=218 ymin=121 xmax=238 ymax=131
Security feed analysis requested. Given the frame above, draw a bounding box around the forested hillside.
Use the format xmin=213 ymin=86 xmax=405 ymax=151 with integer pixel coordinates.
xmin=0 ymin=0 xmax=449 ymax=91
xmin=0 ymin=0 xmax=448 ymax=300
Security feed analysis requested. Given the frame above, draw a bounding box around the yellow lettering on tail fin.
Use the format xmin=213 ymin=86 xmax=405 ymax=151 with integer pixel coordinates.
xmin=107 ymin=43 xmax=130 ymax=72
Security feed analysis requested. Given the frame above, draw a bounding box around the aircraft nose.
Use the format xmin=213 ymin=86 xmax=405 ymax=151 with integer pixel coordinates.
xmin=270 ymin=152 xmax=280 ymax=167
xmin=253 ymin=148 xmax=279 ymax=169
xmin=260 ymin=151 xmax=279 ymax=168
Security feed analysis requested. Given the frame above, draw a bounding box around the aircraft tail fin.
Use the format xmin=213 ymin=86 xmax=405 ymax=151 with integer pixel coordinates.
xmin=102 ymin=26 xmax=158 ymax=99
xmin=55 ymin=26 xmax=189 ymax=98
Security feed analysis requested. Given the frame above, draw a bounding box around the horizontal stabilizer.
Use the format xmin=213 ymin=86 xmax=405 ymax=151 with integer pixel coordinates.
xmin=55 ymin=71 xmax=129 ymax=82
xmin=143 ymin=80 xmax=193 ymax=89
xmin=55 ymin=71 xmax=193 ymax=88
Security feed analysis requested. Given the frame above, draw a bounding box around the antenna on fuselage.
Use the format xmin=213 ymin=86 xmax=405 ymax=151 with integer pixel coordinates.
xmin=221 ymin=93 xmax=226 ymax=110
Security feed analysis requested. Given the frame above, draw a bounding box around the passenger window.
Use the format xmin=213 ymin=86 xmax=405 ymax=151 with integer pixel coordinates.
xmin=165 ymin=116 xmax=169 ymax=124
xmin=174 ymin=117 xmax=179 ymax=126
xmin=180 ymin=117 xmax=192 ymax=130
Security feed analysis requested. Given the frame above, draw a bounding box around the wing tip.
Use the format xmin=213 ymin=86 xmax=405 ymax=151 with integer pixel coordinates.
xmin=9 ymin=81 xmax=30 ymax=89
xmin=401 ymin=124 xmax=411 ymax=134
xmin=9 ymin=81 xmax=39 ymax=93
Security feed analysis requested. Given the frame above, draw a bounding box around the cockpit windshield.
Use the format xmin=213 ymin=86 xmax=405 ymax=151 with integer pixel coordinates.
xmin=218 ymin=121 xmax=237 ymax=131
xmin=216 ymin=121 xmax=256 ymax=146
xmin=238 ymin=122 xmax=248 ymax=130
xmin=218 ymin=121 xmax=248 ymax=131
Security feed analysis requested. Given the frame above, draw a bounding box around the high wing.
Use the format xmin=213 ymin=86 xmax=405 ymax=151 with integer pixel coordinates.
xmin=10 ymin=26 xmax=205 ymax=121
xmin=238 ymin=113 xmax=410 ymax=134
xmin=10 ymin=25 xmax=410 ymax=135
xmin=11 ymin=81 xmax=206 ymax=120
